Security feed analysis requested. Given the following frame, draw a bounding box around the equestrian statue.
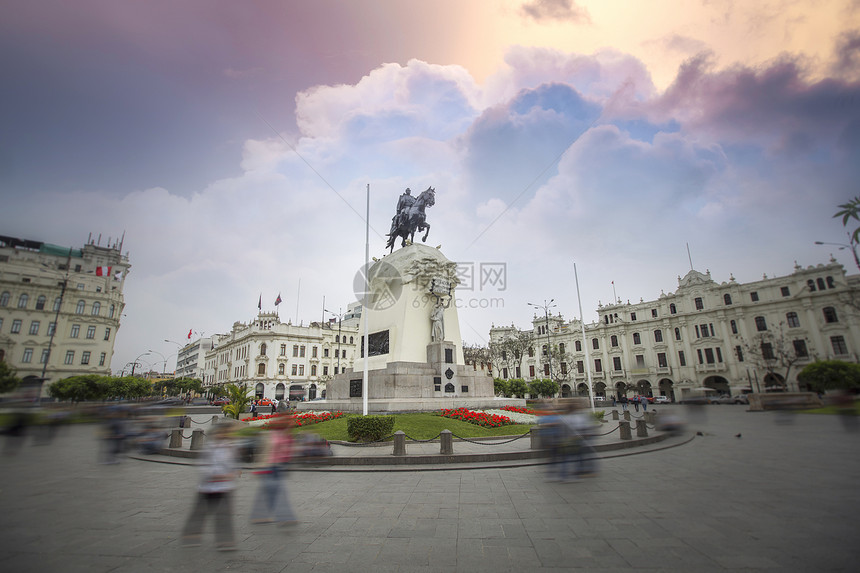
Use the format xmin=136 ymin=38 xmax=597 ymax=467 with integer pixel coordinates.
xmin=385 ymin=186 xmax=435 ymax=253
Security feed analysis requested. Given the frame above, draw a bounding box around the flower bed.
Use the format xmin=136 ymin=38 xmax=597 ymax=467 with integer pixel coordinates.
xmin=500 ymin=405 xmax=536 ymax=415
xmin=242 ymin=411 xmax=345 ymax=427
xmin=439 ymin=407 xmax=514 ymax=428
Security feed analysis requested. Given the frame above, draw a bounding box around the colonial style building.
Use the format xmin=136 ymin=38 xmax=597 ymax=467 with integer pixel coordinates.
xmin=490 ymin=260 xmax=860 ymax=401
xmin=202 ymin=302 xmax=361 ymax=401
xmin=0 ymin=234 xmax=129 ymax=396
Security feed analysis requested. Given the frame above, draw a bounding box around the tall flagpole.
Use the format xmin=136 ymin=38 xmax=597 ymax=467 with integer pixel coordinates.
xmin=363 ymin=183 xmax=370 ymax=415
xmin=575 ymin=262 xmax=595 ymax=412
xmin=295 ymin=279 xmax=301 ymax=325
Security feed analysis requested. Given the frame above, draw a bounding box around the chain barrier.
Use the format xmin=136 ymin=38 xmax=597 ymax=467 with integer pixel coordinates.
xmin=186 ymin=416 xmax=217 ymax=425
xmin=403 ymin=433 xmax=443 ymax=443
xmin=334 ymin=434 xmax=396 ymax=447
xmin=448 ymin=432 xmax=530 ymax=445
xmin=180 ymin=431 xmax=195 ymax=439
xmin=593 ymin=424 xmax=621 ymax=437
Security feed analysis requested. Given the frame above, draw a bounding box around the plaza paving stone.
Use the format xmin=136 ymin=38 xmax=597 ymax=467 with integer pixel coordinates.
xmin=1 ymin=405 xmax=859 ymax=571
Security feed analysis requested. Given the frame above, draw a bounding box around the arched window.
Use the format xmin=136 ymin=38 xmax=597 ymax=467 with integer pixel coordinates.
xmin=558 ymin=342 xmax=565 ymax=354
xmin=335 ymin=335 xmax=340 ymax=343
xmin=654 ymin=329 xmax=663 ymax=343
xmin=260 ymin=343 xmax=267 ymax=356
xmin=109 ymin=304 xmax=115 ymax=318
xmin=730 ymin=320 xmax=738 ymax=334
xmin=36 ymin=296 xmax=46 ymax=310
xmin=633 ymin=332 xmax=641 ymax=345
xmin=0 ymin=292 xmax=9 ymax=307
xmin=17 ymin=294 xmax=29 ymax=308
xmin=674 ymin=327 xmax=681 ymax=341
xmin=278 ymin=363 xmax=285 ymax=375
xmin=575 ymin=340 xmax=582 ymax=352
xmin=349 ymin=336 xmax=354 ymax=344
xmin=786 ymin=312 xmax=800 ymax=328
xmin=694 ymin=297 xmax=704 ymax=310
xmin=91 ymin=302 xmax=101 ymax=316
xmin=817 ymin=278 xmax=826 ymax=291
xmin=528 ymin=347 xmax=534 ymax=357
xmin=823 ymin=307 xmax=839 ymax=323
xmin=542 ymin=344 xmax=547 ymax=356
xmin=75 ymin=300 xmax=85 ymax=314
xmin=669 ymin=303 xmax=677 ymax=314
xmin=610 ymin=335 xmax=618 ymax=347
xmin=807 ymin=279 xmax=816 ymax=292
xmin=723 ymin=293 xmax=732 ymax=305
xmin=255 ymin=383 xmax=264 ymax=398
xmin=257 ymin=363 xmax=266 ymax=376
xmin=592 ymin=338 xmax=599 ymax=350
xmin=755 ymin=316 xmax=768 ymax=331
xmin=827 ymin=276 xmax=836 ymax=289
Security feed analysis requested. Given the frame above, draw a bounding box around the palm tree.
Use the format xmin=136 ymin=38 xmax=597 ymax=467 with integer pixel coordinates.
xmin=221 ymin=383 xmax=252 ymax=419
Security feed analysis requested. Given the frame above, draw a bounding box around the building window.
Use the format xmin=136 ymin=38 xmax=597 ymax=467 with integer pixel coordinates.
xmin=736 ymin=346 xmax=744 ymax=362
xmin=323 ymin=348 xmax=329 ymax=358
xmin=41 ymin=349 xmax=50 ymax=364
xmin=350 ymin=336 xmax=354 ymax=344
xmin=529 ymin=365 xmax=535 ymax=377
xmin=541 ymin=345 xmax=547 ymax=356
xmin=312 ymin=346 xmax=318 ymax=358
xmin=786 ymin=312 xmax=800 ymax=328
xmin=292 ymin=345 xmax=299 ymax=357
xmin=652 ymin=309 xmax=658 ymax=318
xmin=613 ymin=356 xmax=622 ymax=371
xmin=299 ymin=365 xmax=305 ymax=376
xmin=29 ymin=321 xmax=40 ymax=335
xmin=75 ymin=300 xmax=85 ymax=314
xmin=528 ymin=347 xmax=534 ymax=357
xmin=670 ymin=303 xmax=677 ymax=314
xmin=17 ymin=293 xmax=29 ymax=308
xmin=831 ymin=336 xmax=848 ymax=355
xmin=502 ymin=368 xmax=509 ymax=379
xmin=91 ymin=302 xmax=100 ymax=316
xmin=807 ymin=279 xmax=816 ymax=292
xmin=781 ymin=286 xmax=790 ymax=297
xmin=54 ymin=297 xmax=61 ymax=311
xmin=730 ymin=320 xmax=738 ymax=335
xmin=260 ymin=343 xmax=267 ymax=356
xmin=750 ymin=292 xmax=759 ymax=302
xmin=300 ymin=346 xmax=306 ymax=358
xmin=278 ymin=364 xmax=285 ymax=375
xmin=823 ymin=307 xmax=839 ymax=323
xmin=697 ymin=349 xmax=704 ymax=364
xmin=0 ymin=291 xmax=9 ymax=306
xmin=761 ymin=342 xmax=775 ymax=360
xmin=36 ymin=295 xmax=46 ymax=310
xmin=594 ymin=359 xmax=602 ymax=372
xmin=724 ymin=293 xmax=732 ymax=305
xmin=311 ymin=364 xmax=317 ymax=376
xmin=636 ymin=354 xmax=645 ymax=367
xmin=335 ymin=335 xmax=340 ymax=343
xmin=22 ymin=348 xmax=33 ymax=363
xmin=258 ymin=363 xmax=266 ymax=376
xmin=559 ymin=342 xmax=565 ymax=354
xmin=64 ymin=351 xmax=75 ymax=365
xmin=755 ymin=316 xmax=767 ymax=331
xmin=84 ymin=325 xmax=95 ymax=339
xmin=592 ymin=338 xmax=599 ymax=350
xmin=630 ymin=312 xmax=637 ymax=321
xmin=104 ymin=327 xmax=111 ymax=341
xmin=323 ymin=366 xmax=329 ymax=376
xmin=611 ymin=335 xmax=618 ymax=347
xmin=654 ymin=329 xmax=663 ymax=343
xmin=694 ymin=297 xmax=704 ymax=310
xmin=560 ymin=362 xmax=567 ymax=375
xmin=576 ymin=361 xmax=584 ymax=374
xmin=543 ymin=363 xmax=549 ymax=376
xmin=11 ymin=319 xmax=22 ymax=334
xmin=793 ymin=339 xmax=808 ymax=358
xmin=280 ymin=344 xmax=286 ymax=356
xmin=291 ymin=364 xmax=297 ymax=375
xmin=70 ymin=324 xmax=80 ymax=338
xmin=679 ymin=351 xmax=686 ymax=366
xmin=48 ymin=322 xmax=55 ymax=336
xmin=674 ymin=327 xmax=681 ymax=341
xmin=633 ymin=332 xmax=641 ymax=345
xmin=575 ymin=341 xmax=582 ymax=352
xmin=109 ymin=304 xmax=115 ymax=318
xmin=827 ymin=276 xmax=836 ymax=289
xmin=716 ymin=347 xmax=723 ymax=362
xmin=657 ymin=353 xmax=667 ymax=368
xmin=81 ymin=351 xmax=90 ymax=365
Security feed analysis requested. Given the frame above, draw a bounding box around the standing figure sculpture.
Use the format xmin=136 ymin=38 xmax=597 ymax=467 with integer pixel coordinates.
xmin=385 ymin=186 xmax=435 ymax=253
xmin=430 ymin=295 xmax=452 ymax=342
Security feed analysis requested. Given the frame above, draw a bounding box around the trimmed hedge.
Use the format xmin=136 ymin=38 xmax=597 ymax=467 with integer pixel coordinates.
xmin=347 ymin=415 xmax=396 ymax=442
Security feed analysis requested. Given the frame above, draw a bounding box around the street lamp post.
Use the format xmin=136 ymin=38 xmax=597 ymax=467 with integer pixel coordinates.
xmin=814 ymin=237 xmax=860 ymax=271
xmin=131 ymin=352 xmax=150 ymax=376
xmin=528 ymin=299 xmax=557 ymax=384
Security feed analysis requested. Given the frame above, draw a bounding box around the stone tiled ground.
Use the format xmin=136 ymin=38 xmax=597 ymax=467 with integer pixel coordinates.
xmin=1 ymin=405 xmax=859 ymax=571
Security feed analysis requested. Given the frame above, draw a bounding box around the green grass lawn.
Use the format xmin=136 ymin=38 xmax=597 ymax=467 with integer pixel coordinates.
xmin=295 ymin=412 xmax=533 ymax=442
xmin=798 ymin=403 xmax=860 ymax=415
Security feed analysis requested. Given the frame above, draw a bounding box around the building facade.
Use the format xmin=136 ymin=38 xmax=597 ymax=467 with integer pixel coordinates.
xmin=0 ymin=234 xmax=129 ymax=396
xmin=490 ymin=261 xmax=860 ymax=401
xmin=202 ymin=306 xmax=360 ymax=401
xmin=175 ymin=337 xmax=213 ymax=380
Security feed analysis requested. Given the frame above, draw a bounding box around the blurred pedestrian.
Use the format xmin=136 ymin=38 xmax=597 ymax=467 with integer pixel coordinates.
xmin=619 ymin=395 xmax=628 ymax=412
xmin=641 ymin=396 xmax=648 ymax=412
xmin=632 ymin=396 xmax=640 ymax=412
xmin=100 ymin=407 xmax=128 ymax=464
xmin=250 ymin=402 xmax=258 ymax=418
xmin=182 ymin=423 xmax=240 ymax=551
xmin=250 ymin=414 xmax=298 ymax=526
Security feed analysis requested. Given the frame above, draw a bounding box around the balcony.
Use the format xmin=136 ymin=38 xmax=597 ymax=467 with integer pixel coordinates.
xmin=694 ymin=362 xmax=727 ymax=373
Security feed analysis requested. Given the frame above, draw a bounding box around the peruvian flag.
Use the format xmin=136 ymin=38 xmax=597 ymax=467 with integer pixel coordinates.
xmin=274 ymin=293 xmax=282 ymax=306
xmin=95 ymin=266 xmax=112 ymax=276
xmin=187 ymin=329 xmax=193 ymax=340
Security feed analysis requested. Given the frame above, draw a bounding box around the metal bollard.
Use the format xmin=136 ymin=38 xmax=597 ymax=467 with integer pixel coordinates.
xmin=623 ymin=411 xmax=631 ymax=421
xmin=636 ymin=419 xmax=648 ymax=437
xmin=393 ymin=430 xmax=407 ymax=456
xmin=190 ymin=429 xmax=205 ymax=450
xmin=440 ymin=430 xmax=453 ymax=455
xmin=619 ymin=421 xmax=632 ymax=440
xmin=211 ymin=415 xmax=219 ymax=425
xmin=169 ymin=429 xmax=182 ymax=448
xmin=611 ymin=410 xmax=619 ymax=421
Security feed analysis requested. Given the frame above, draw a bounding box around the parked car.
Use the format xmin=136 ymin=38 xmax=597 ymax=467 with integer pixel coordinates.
xmin=213 ymin=398 xmax=231 ymax=406
xmin=256 ymin=399 xmax=274 ymax=407
xmin=653 ymin=396 xmax=671 ymax=404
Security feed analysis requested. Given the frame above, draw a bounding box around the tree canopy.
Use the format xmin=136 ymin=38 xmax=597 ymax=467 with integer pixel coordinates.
xmin=798 ymin=360 xmax=860 ymax=392
xmin=0 ymin=361 xmax=22 ymax=394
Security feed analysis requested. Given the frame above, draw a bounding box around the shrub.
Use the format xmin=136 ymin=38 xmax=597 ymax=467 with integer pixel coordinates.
xmin=591 ymin=410 xmax=605 ymax=422
xmin=347 ymin=415 xmax=395 ymax=442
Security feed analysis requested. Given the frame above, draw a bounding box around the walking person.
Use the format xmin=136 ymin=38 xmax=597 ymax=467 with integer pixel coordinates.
xmin=641 ymin=395 xmax=648 ymax=412
xmin=619 ymin=395 xmax=628 ymax=412
xmin=632 ymin=396 xmax=640 ymax=412
xmin=250 ymin=414 xmax=298 ymax=526
xmin=182 ymin=423 xmax=240 ymax=551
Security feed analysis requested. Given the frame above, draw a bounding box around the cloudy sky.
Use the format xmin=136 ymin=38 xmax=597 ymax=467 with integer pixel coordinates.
xmin=2 ymin=0 xmax=859 ymax=374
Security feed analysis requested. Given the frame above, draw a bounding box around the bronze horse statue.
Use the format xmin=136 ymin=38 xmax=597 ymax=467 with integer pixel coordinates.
xmin=385 ymin=186 xmax=435 ymax=253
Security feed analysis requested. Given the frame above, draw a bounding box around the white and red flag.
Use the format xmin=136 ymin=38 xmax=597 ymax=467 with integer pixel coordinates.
xmin=95 ymin=266 xmax=112 ymax=276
